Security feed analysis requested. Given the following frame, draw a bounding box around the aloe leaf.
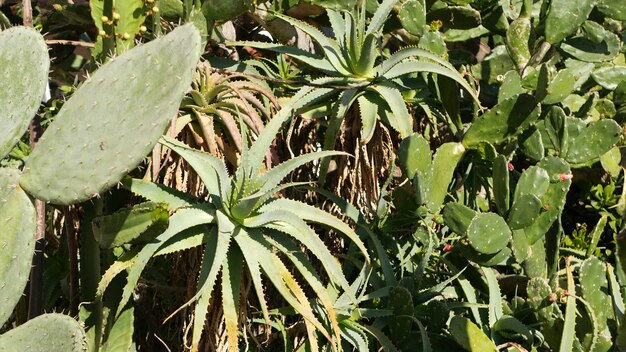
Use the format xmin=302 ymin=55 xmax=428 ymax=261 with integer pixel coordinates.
xmin=354 ymin=33 xmax=378 ymax=77
xmin=227 ymin=40 xmax=337 ymax=75
xmin=260 ymin=198 xmax=369 ymax=260
xmin=361 ymin=325 xmax=399 ymax=352
xmin=155 ymin=226 xmax=209 ymax=256
xmin=342 ymin=322 xmax=369 ymax=351
xmin=221 ymin=246 xmax=244 ymax=352
xmin=258 ymin=151 xmax=348 ymax=194
xmin=358 ymin=94 xmax=379 ymax=143
xmin=246 ymin=82 xmax=339 ymax=179
xmin=101 ymin=307 xmax=134 ymax=352
xmin=327 ymin=10 xmax=346 ymax=50
xmin=245 ymin=210 xmax=354 ymax=299
xmin=117 ymin=204 xmax=216 ymax=317
xmin=310 ymin=186 xmax=396 ymax=285
xmin=482 ymin=267 xmax=503 ymax=327
xmin=96 ymin=248 xmax=139 ymax=301
xmin=270 ymin=12 xmax=349 ymax=75
xmin=160 ymin=136 xmax=229 ymax=203
xmin=560 ymin=257 xmax=577 ymax=352
xmin=121 ymin=177 xmax=194 ymax=210
xmin=382 ymin=60 xmax=478 ymax=103
xmin=92 ymin=201 xmax=169 ymax=248
xmin=189 ymin=224 xmax=231 ymax=350
xmin=366 ymin=0 xmax=398 ymax=35
xmin=247 ymin=256 xmax=270 ymax=324
xmin=377 ymin=46 xmax=457 ymax=75
xmin=234 ymin=228 xmax=330 ymax=343
xmin=449 ymin=316 xmax=498 ymax=351
xmin=265 ymin=230 xmax=342 ymax=347
xmin=367 ymin=84 xmax=412 ymax=138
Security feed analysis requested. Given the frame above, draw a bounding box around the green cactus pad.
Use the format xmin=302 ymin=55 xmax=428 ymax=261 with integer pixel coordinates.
xmin=544 ymin=0 xmax=595 ymax=44
xmin=597 ymin=0 xmax=626 ymax=20
xmin=524 ymin=157 xmax=571 ymax=244
xmin=202 ymin=0 xmax=252 ymax=21
xmin=580 ymin=257 xmax=611 ymax=332
xmin=518 ymin=127 xmax=545 ymax=161
xmin=463 ymin=94 xmax=540 ymax=148
xmin=399 ymin=133 xmax=431 ymax=180
xmin=513 ymin=166 xmax=549 ymax=201
xmin=0 ymin=169 xmax=36 ymax=327
xmin=443 ymin=202 xmax=477 ymax=235
xmin=564 ymin=119 xmax=622 ymax=165
xmin=507 ymin=194 xmax=542 ymax=230
xmin=560 ymin=21 xmax=621 ymax=63
xmin=449 ymin=315 xmax=498 ymax=351
xmin=511 ymin=229 xmax=530 ymax=262
xmin=467 ymin=212 xmax=511 ymax=255
xmin=425 ymin=299 xmax=449 ymax=333
xmin=92 ymin=201 xmax=169 ymax=248
xmin=506 ymin=16 xmax=531 ymax=71
xmin=0 ymin=313 xmax=87 ymax=351
xmin=493 ymin=155 xmax=510 ymax=215
xmin=426 ymin=6 xmax=481 ymax=30
xmin=398 ymin=0 xmax=426 ymax=36
xmin=498 ymin=71 xmax=525 ymax=102
xmin=543 ymin=106 xmax=569 ymax=154
xmin=458 ymin=241 xmax=512 ymax=267
xmin=526 ymin=277 xmax=555 ymax=323
xmin=388 ymin=286 xmax=414 ymax=343
xmin=543 ymin=63 xmax=594 ymax=105
xmin=592 ymin=66 xmax=626 ymax=91
xmin=0 ymin=27 xmax=49 ymax=159
xmin=20 ymin=24 xmax=201 ymax=205
xmin=523 ymin=239 xmax=547 ymax=278
xmin=424 ymin=142 xmax=465 ymax=212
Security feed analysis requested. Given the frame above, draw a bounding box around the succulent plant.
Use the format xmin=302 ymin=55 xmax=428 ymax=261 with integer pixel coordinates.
xmin=0 ymin=26 xmax=49 ymax=159
xmin=19 ymin=24 xmax=201 ymax=205
xmin=102 ymin=93 xmax=370 ymax=351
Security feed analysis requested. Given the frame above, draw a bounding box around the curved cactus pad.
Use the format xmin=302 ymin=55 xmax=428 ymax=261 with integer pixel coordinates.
xmin=467 ymin=212 xmax=511 ymax=255
xmin=20 ymin=24 xmax=201 ymax=205
xmin=0 ymin=27 xmax=49 ymax=159
xmin=0 ymin=313 xmax=87 ymax=351
xmin=0 ymin=168 xmax=36 ymax=327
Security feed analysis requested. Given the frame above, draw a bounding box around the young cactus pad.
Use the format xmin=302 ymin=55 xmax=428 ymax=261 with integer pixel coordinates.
xmin=0 ymin=169 xmax=36 ymax=326
xmin=19 ymin=24 xmax=201 ymax=205
xmin=0 ymin=313 xmax=87 ymax=351
xmin=0 ymin=27 xmax=49 ymax=159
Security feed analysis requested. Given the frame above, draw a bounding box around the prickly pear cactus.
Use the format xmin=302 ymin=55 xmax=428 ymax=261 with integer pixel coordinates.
xmin=505 ymin=0 xmax=531 ymax=72
xmin=466 ymin=213 xmax=511 ymax=255
xmin=202 ymin=0 xmax=253 ymax=21
xmin=0 ymin=313 xmax=87 ymax=351
xmin=0 ymin=169 xmax=36 ymax=326
xmin=526 ymin=277 xmax=555 ymax=324
xmin=462 ymin=94 xmax=540 ymax=148
xmin=0 ymin=27 xmax=49 ymax=159
xmin=579 ymin=256 xmax=613 ymax=350
xmin=544 ymin=0 xmax=596 ymax=44
xmin=388 ymin=286 xmax=414 ymax=345
xmin=19 ymin=24 xmax=201 ymax=205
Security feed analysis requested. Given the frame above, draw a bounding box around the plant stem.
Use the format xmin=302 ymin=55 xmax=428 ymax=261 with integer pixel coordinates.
xmin=21 ymin=0 xmax=32 ymax=27
xmin=64 ymin=207 xmax=79 ymax=317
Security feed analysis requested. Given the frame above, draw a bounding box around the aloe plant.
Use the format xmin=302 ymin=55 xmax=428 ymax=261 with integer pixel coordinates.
xmin=230 ymin=0 xmax=477 ymax=179
xmin=102 ymin=95 xmax=370 ymax=351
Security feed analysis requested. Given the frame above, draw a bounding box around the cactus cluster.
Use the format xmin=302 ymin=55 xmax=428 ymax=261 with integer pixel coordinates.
xmin=0 ymin=24 xmax=201 ymax=351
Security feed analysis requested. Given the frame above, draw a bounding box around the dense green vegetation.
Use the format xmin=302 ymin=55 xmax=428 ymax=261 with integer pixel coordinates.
xmin=1 ymin=0 xmax=626 ymax=351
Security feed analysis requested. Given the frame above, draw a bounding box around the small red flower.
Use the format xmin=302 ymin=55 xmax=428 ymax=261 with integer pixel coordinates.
xmin=559 ymin=173 xmax=572 ymax=181
xmin=507 ymin=163 xmax=514 ymax=171
xmin=443 ymin=244 xmax=453 ymax=253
